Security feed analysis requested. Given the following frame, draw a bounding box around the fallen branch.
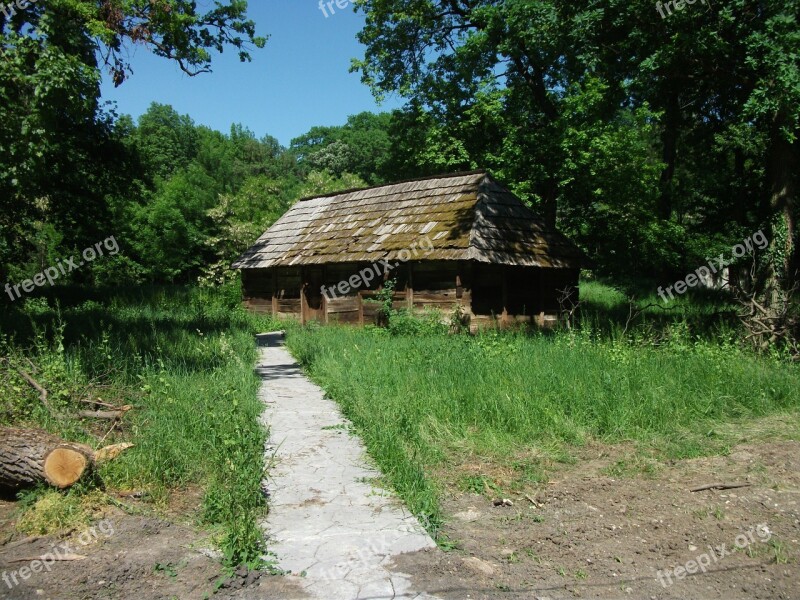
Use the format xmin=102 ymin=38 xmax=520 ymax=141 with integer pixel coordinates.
xmin=9 ymin=554 xmax=86 ymax=563
xmin=622 ymin=298 xmax=680 ymax=337
xmin=97 ymin=420 xmax=119 ymax=446
xmin=79 ymin=398 xmax=122 ymax=410
xmin=78 ymin=406 xmax=131 ymax=421
xmin=690 ymin=482 xmax=751 ymax=493
xmin=10 ymin=364 xmax=59 ymax=421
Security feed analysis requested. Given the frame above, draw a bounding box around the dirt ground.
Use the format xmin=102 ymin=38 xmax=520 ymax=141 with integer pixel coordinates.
xmin=1 ymin=439 xmax=798 ymax=600
xmin=395 ymin=439 xmax=800 ymax=599
xmin=0 ymin=495 xmax=305 ymax=600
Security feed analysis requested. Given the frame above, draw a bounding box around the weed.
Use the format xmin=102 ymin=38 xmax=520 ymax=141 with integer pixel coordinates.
xmin=524 ymin=548 xmax=541 ymax=563
xmin=437 ymin=533 xmax=461 ymax=552
xmin=460 ymin=474 xmax=501 ymax=496
xmin=15 ymin=490 xmax=91 ymax=535
xmin=154 ymin=562 xmax=180 ymax=578
xmin=603 ymin=457 xmax=661 ymax=479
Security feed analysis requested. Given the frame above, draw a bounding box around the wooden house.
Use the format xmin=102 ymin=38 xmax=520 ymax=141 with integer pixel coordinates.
xmin=233 ymin=170 xmax=582 ymax=329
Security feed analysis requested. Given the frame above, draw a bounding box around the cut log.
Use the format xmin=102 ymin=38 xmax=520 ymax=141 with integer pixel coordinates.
xmin=0 ymin=428 xmax=95 ymax=490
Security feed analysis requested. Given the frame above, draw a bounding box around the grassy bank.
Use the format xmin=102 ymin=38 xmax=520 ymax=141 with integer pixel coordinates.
xmin=286 ymin=285 xmax=800 ymax=537
xmin=0 ymin=286 xmax=275 ymax=566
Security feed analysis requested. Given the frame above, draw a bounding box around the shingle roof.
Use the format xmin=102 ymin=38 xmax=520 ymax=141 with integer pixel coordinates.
xmin=232 ymin=171 xmax=582 ymax=270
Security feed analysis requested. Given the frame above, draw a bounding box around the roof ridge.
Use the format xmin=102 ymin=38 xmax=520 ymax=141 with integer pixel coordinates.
xmin=296 ymin=169 xmax=488 ymax=203
xmin=469 ymin=173 xmax=498 ymax=252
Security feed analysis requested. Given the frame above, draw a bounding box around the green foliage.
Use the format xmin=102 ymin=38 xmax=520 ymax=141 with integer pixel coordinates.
xmin=291 ymin=112 xmax=393 ymax=184
xmin=365 ymin=279 xmax=449 ymax=335
xmin=353 ymin=0 xmax=800 ymax=287
xmin=134 ymin=104 xmax=200 ymax=182
xmin=296 ymin=170 xmax=368 ymax=198
xmin=557 ymin=81 xmax=676 ymax=276
xmin=0 ymin=1 xmax=266 ymax=281
xmin=130 ymin=166 xmax=219 ymax=281
xmin=369 ymin=278 xmax=396 ymax=324
xmin=0 ymin=286 xmax=276 ymax=566
xmin=385 ymin=309 xmax=448 ymax=337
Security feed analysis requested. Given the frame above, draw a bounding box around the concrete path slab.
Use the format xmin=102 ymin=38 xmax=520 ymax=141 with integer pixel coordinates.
xmin=257 ymin=332 xmax=439 ymax=600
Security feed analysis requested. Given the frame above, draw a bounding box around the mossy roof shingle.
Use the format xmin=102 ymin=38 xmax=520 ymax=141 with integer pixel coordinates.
xmin=233 ymin=171 xmax=582 ymax=269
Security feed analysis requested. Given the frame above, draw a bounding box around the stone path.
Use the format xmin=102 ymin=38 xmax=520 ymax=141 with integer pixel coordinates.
xmin=257 ymin=332 xmax=439 ymax=600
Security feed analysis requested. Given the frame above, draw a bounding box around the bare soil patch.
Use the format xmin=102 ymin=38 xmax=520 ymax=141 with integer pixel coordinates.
xmin=0 ymin=495 xmax=304 ymax=600
xmin=395 ymin=440 xmax=800 ymax=599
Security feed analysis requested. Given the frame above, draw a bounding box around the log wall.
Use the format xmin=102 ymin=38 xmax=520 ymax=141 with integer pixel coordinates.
xmin=241 ymin=261 xmax=578 ymax=329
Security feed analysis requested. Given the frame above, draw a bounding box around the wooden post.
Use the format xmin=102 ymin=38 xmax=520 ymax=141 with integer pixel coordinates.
xmin=322 ymin=266 xmax=328 ymax=324
xmin=271 ymin=270 xmax=278 ymax=316
xmin=464 ymin=261 xmax=474 ymax=317
xmin=300 ymin=268 xmax=307 ymax=325
xmin=407 ymin=263 xmax=414 ymax=310
xmin=501 ymin=266 xmax=509 ymax=326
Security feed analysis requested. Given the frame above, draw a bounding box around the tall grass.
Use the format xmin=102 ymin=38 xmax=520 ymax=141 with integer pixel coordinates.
xmin=287 ymin=302 xmax=800 ymax=537
xmin=0 ymin=285 xmax=275 ymax=566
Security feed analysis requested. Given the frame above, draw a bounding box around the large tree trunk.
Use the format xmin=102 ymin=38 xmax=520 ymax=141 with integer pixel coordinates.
xmin=767 ymin=114 xmax=799 ymax=294
xmin=0 ymin=428 xmax=95 ymax=491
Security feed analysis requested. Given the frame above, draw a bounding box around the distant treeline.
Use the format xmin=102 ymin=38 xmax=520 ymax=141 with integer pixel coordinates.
xmin=1 ymin=0 xmax=797 ymax=296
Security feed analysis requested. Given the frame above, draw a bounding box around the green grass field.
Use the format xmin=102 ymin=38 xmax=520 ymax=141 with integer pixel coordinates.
xmin=1 ymin=286 xmax=276 ymax=566
xmin=286 ymin=282 xmax=800 ymax=537
xmin=2 ymin=280 xmax=797 ymax=560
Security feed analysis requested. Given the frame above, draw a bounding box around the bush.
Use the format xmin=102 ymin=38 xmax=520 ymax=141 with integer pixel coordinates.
xmin=387 ymin=308 xmax=448 ymax=336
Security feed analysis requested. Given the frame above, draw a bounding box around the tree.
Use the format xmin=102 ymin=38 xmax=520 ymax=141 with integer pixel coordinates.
xmin=130 ymin=165 xmax=219 ymax=281
xmin=353 ymin=0 xmax=800 ymax=290
xmin=135 ymin=104 xmax=200 ymax=182
xmin=297 ymin=171 xmax=368 ymax=199
xmin=0 ymin=0 xmax=265 ymax=279
xmin=353 ymin=0 xmax=576 ymax=225
xmin=291 ymin=112 xmax=393 ymax=184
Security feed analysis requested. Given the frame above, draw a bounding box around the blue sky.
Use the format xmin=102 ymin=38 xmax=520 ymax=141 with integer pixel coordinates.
xmin=99 ymin=1 xmax=404 ymax=147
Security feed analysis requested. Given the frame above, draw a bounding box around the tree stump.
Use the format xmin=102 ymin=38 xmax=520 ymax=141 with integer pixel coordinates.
xmin=0 ymin=427 xmax=95 ymax=490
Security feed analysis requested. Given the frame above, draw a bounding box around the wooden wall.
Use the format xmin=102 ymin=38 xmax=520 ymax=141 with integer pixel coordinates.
xmin=241 ymin=261 xmax=578 ymax=329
